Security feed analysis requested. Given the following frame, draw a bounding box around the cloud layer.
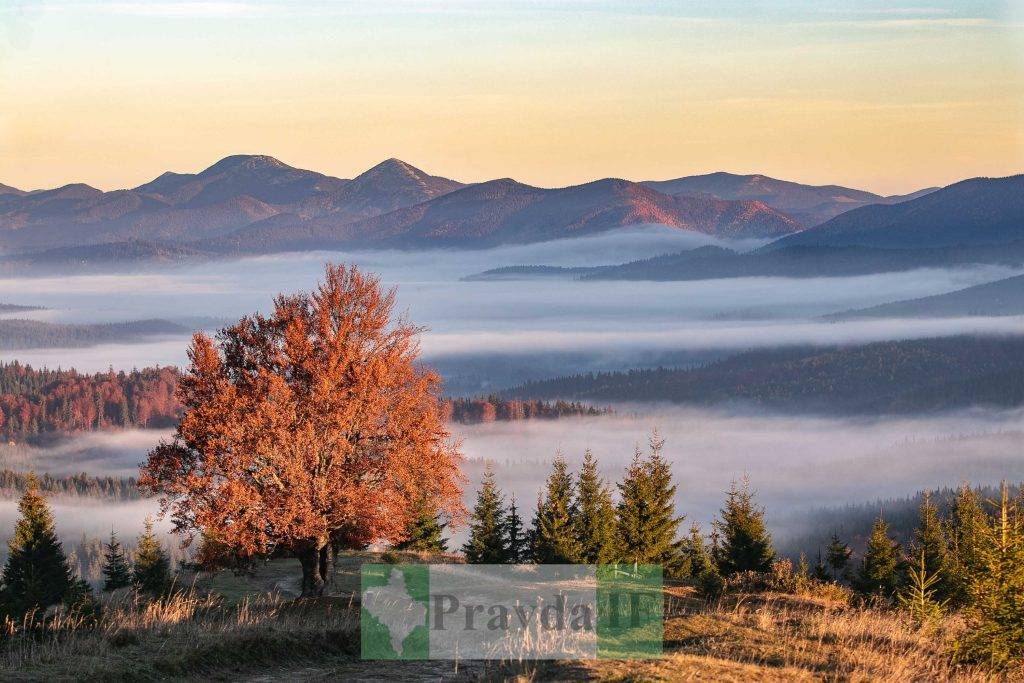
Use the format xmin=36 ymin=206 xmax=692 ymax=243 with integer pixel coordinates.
xmin=2 ymin=228 xmax=1021 ymax=376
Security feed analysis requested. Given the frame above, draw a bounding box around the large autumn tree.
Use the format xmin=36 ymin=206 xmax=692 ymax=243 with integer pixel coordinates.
xmin=140 ymin=264 xmax=463 ymax=596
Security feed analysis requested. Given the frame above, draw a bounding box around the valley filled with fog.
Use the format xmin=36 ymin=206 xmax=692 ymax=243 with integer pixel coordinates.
xmin=1 ymin=406 xmax=1021 ymax=552
xmin=1 ymin=224 xmax=1023 ymax=563
xmin=2 ymin=226 xmax=1022 ymax=386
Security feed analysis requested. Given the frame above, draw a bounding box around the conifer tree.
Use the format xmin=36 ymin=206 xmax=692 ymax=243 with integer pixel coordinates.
xmin=898 ymin=550 xmax=948 ymax=626
xmin=462 ymin=468 xmax=508 ymax=563
xmin=685 ymin=525 xmax=724 ymax=599
xmin=1 ymin=473 xmax=74 ymax=615
xmin=616 ymin=433 xmax=684 ymax=566
xmin=684 ymin=523 xmax=715 ymax=578
xmin=910 ymin=492 xmax=950 ymax=600
xmin=947 ymin=484 xmax=988 ymax=608
xmin=811 ymin=548 xmax=830 ymax=582
xmin=393 ymin=495 xmax=448 ymax=553
xmin=134 ymin=516 xmax=172 ymax=594
xmin=616 ymin=448 xmax=648 ymax=565
xmin=825 ymin=531 xmax=852 ymax=582
xmin=532 ymin=454 xmax=582 ymax=564
xmin=855 ymin=517 xmax=901 ymax=597
xmin=713 ymin=476 xmax=774 ymax=576
xmin=101 ymin=530 xmax=133 ymax=592
xmin=505 ymin=495 xmax=525 ymax=564
xmin=955 ymin=482 xmax=1024 ymax=667
xmin=574 ymin=450 xmax=618 ymax=564
xmin=644 ymin=433 xmax=684 ymax=565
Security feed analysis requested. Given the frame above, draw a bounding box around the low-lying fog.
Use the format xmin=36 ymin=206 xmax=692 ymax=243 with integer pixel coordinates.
xmin=3 ymin=407 xmax=1021 ymax=552
xmin=1 ymin=226 xmax=1022 ymax=381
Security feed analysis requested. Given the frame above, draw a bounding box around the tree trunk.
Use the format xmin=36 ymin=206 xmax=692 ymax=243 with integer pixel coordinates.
xmin=299 ymin=542 xmax=327 ymax=598
xmin=319 ymin=543 xmax=334 ymax=590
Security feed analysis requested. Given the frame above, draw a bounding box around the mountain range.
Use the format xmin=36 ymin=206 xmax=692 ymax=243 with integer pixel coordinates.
xmin=463 ymin=174 xmax=1024 ymax=281
xmin=0 ymin=155 xmax=942 ymax=255
xmin=768 ymin=174 xmax=1024 ymax=250
xmin=641 ymin=172 xmax=936 ymax=227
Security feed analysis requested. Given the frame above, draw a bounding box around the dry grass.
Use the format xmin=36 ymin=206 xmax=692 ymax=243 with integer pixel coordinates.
xmin=0 ymin=561 xmax=1015 ymax=682
xmin=554 ymin=588 xmax=1001 ymax=682
xmin=0 ymin=589 xmax=361 ymax=682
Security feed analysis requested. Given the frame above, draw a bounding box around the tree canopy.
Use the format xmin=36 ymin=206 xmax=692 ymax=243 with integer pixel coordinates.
xmin=140 ymin=264 xmax=464 ymax=596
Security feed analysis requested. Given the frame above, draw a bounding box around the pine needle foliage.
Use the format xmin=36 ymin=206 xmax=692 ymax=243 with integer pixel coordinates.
xmin=531 ymin=454 xmax=582 ymax=564
xmin=946 ymin=484 xmax=989 ymax=608
xmin=714 ymin=476 xmax=774 ymax=576
xmin=909 ymin=492 xmax=950 ymax=601
xmin=616 ymin=432 xmax=684 ymax=566
xmin=825 ymin=531 xmax=852 ymax=582
xmin=0 ymin=473 xmax=74 ymax=615
xmin=574 ymin=450 xmax=618 ymax=564
xmin=101 ymin=531 xmax=133 ymax=592
xmin=462 ymin=467 xmax=508 ymax=564
xmin=898 ymin=550 xmax=948 ymax=626
xmin=505 ymin=495 xmax=526 ymax=563
xmin=856 ymin=517 xmax=901 ymax=597
xmin=954 ymin=482 xmax=1024 ymax=668
xmin=134 ymin=516 xmax=172 ymax=595
xmin=393 ymin=495 xmax=448 ymax=553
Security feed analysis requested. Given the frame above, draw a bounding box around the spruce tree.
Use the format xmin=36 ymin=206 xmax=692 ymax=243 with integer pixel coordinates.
xmin=947 ymin=484 xmax=988 ymax=608
xmin=616 ymin=434 xmax=684 ymax=566
xmin=955 ymin=482 xmax=1024 ymax=667
xmin=643 ymin=433 xmax=684 ymax=565
xmin=134 ymin=516 xmax=172 ymax=594
xmin=825 ymin=531 xmax=852 ymax=582
xmin=1 ymin=474 xmax=74 ymax=615
xmin=101 ymin=530 xmax=133 ymax=592
xmin=462 ymin=468 xmax=508 ymax=563
xmin=898 ymin=550 xmax=948 ymax=626
xmin=394 ymin=495 xmax=448 ymax=553
xmin=855 ymin=517 xmax=901 ymax=597
xmin=686 ymin=524 xmax=724 ymax=599
xmin=574 ymin=450 xmax=618 ymax=564
xmin=684 ymin=523 xmax=715 ymax=579
xmin=910 ymin=492 xmax=950 ymax=600
xmin=713 ymin=476 xmax=774 ymax=576
xmin=616 ymin=448 xmax=648 ymax=565
xmin=532 ymin=454 xmax=582 ymax=564
xmin=505 ymin=495 xmax=525 ymax=564
xmin=812 ymin=549 xmax=831 ymax=582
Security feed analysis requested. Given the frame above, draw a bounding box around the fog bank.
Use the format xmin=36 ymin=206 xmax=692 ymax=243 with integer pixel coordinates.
xmin=451 ymin=407 xmax=1024 ymax=543
xmin=1 ymin=227 xmax=1020 ymax=375
xmin=2 ymin=409 xmax=1020 ymax=553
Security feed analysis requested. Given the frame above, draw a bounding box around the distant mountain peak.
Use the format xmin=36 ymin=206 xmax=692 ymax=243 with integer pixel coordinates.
xmin=354 ymin=158 xmax=449 ymax=184
xmin=33 ymin=183 xmax=103 ymax=200
xmin=199 ymin=154 xmax=292 ymax=176
xmin=0 ymin=182 xmax=26 ymax=196
xmin=336 ymin=158 xmax=465 ymax=214
xmin=373 ymin=157 xmax=417 ymax=171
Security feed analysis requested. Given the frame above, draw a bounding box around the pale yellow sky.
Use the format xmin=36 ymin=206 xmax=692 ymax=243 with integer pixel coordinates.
xmin=1 ymin=1 xmax=1022 ymax=195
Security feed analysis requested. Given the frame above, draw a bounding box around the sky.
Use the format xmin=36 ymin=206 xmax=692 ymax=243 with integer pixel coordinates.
xmin=0 ymin=0 xmax=1022 ymax=194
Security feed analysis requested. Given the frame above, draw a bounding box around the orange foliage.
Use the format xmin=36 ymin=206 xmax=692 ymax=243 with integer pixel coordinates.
xmin=0 ymin=364 xmax=180 ymax=441
xmin=140 ymin=264 xmax=463 ymax=595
